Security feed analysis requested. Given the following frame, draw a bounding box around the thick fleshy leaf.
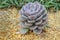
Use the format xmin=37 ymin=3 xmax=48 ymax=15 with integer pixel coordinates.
xmin=29 ymin=26 xmax=38 ymax=30
xmin=28 ymin=15 xmax=37 ymax=20
xmin=20 ymin=23 xmax=29 ymax=28
xmin=33 ymin=28 xmax=42 ymax=34
xmin=35 ymin=20 xmax=42 ymax=25
xmin=27 ymin=20 xmax=35 ymax=23
xmin=25 ymin=22 xmax=32 ymax=27
xmin=20 ymin=15 xmax=28 ymax=21
xmin=20 ymin=28 xmax=29 ymax=34
xmin=38 ymin=26 xmax=44 ymax=29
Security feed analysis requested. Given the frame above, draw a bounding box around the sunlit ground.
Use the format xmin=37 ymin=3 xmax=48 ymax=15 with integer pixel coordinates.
xmin=0 ymin=7 xmax=60 ymax=40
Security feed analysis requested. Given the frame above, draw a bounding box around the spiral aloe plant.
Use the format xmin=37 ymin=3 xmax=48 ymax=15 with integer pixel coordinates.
xmin=19 ymin=1 xmax=48 ymax=34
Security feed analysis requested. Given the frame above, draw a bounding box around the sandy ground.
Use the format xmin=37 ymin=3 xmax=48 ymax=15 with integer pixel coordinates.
xmin=0 ymin=7 xmax=60 ymax=40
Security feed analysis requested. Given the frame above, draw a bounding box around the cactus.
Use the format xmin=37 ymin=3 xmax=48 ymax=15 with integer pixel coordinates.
xmin=19 ymin=1 xmax=48 ymax=34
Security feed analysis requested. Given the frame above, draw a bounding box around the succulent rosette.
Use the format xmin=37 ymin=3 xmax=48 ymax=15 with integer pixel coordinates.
xmin=19 ymin=1 xmax=48 ymax=34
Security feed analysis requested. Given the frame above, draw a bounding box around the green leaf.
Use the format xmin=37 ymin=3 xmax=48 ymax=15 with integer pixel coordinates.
xmin=0 ymin=5 xmax=8 ymax=8
xmin=13 ymin=0 xmax=19 ymax=6
xmin=45 ymin=5 xmax=53 ymax=8
xmin=9 ymin=0 xmax=15 ymax=5
xmin=2 ymin=0 xmax=8 ymax=3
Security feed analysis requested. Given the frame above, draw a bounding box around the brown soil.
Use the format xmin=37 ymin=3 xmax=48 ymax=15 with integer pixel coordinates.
xmin=0 ymin=7 xmax=60 ymax=40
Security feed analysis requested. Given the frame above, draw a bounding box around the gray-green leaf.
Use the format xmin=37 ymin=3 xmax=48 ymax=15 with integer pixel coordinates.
xmin=20 ymin=28 xmax=29 ymax=34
